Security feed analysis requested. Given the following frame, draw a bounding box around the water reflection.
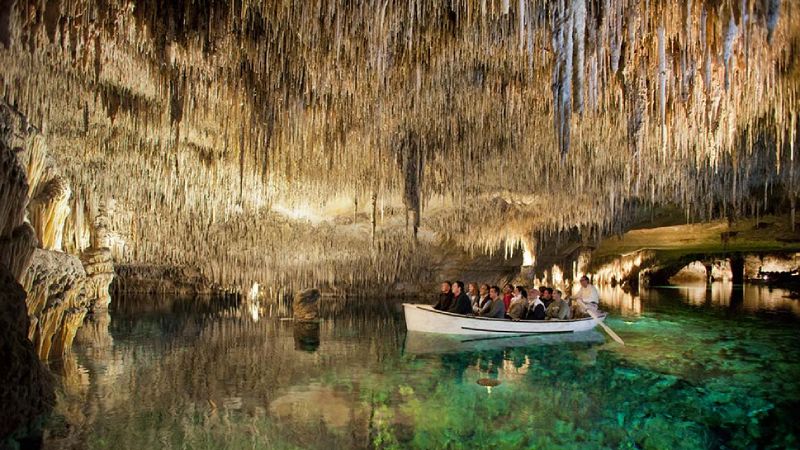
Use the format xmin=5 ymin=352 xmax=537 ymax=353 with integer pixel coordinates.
xmin=40 ymin=285 xmax=800 ymax=449
xmin=597 ymin=282 xmax=800 ymax=320
xmin=597 ymin=285 xmax=642 ymax=316
xmin=637 ymin=282 xmax=800 ymax=317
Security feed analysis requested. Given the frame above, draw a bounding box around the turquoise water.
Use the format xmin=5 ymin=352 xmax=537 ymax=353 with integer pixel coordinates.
xmin=42 ymin=284 xmax=800 ymax=449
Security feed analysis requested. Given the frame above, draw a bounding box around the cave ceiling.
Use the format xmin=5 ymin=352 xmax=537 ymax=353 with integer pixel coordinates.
xmin=1 ymin=0 xmax=798 ymax=288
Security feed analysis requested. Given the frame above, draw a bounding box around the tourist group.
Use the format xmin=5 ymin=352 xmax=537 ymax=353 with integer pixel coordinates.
xmin=433 ymin=276 xmax=600 ymax=321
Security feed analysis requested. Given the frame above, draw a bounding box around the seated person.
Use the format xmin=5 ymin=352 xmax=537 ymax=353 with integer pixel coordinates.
xmin=467 ymin=282 xmax=481 ymax=311
xmin=571 ymin=296 xmax=589 ymax=319
xmin=448 ymin=280 xmax=473 ymax=315
xmin=482 ymin=285 xmax=506 ymax=318
xmin=433 ymin=281 xmax=453 ymax=311
xmin=540 ymin=287 xmax=554 ymax=308
xmin=546 ymin=289 xmax=571 ymax=320
xmin=502 ymin=284 xmax=514 ymax=311
xmin=525 ymin=288 xmax=546 ymax=320
xmin=474 ymin=284 xmax=492 ymax=315
xmin=574 ymin=275 xmax=600 ymax=315
xmin=506 ymin=286 xmax=529 ymax=320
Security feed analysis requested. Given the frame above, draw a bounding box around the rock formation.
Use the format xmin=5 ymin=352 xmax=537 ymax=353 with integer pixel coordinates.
xmin=21 ymin=248 xmax=88 ymax=359
xmin=0 ymin=267 xmax=54 ymax=442
xmin=0 ymin=1 xmax=797 ymax=294
xmin=293 ymin=288 xmax=321 ymax=322
xmin=0 ymin=101 xmax=53 ymax=444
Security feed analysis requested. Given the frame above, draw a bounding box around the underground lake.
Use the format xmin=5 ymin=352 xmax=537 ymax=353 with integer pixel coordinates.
xmin=38 ymin=284 xmax=800 ymax=450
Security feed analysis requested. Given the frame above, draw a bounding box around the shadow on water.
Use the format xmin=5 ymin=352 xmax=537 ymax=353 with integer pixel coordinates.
xmin=37 ymin=285 xmax=800 ymax=450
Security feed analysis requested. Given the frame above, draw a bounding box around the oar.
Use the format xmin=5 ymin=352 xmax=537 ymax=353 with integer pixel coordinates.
xmin=586 ymin=308 xmax=625 ymax=346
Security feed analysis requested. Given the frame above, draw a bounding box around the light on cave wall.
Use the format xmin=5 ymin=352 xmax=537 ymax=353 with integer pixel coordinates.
xmin=522 ymin=241 xmax=534 ymax=267
xmin=551 ymin=265 xmax=564 ymax=285
xmin=272 ymin=204 xmax=320 ymax=223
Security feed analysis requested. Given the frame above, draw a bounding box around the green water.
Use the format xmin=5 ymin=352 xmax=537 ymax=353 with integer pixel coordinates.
xmin=41 ymin=284 xmax=800 ymax=449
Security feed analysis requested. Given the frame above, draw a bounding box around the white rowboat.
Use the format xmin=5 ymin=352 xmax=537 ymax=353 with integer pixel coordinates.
xmin=403 ymin=303 xmax=606 ymax=335
xmin=403 ymin=330 xmax=606 ymax=355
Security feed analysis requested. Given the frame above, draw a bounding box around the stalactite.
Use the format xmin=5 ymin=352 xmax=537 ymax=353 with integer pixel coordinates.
xmin=572 ymin=0 xmax=586 ymax=115
xmin=0 ymin=0 xmax=794 ymax=292
xmin=723 ymin=14 xmax=738 ymax=91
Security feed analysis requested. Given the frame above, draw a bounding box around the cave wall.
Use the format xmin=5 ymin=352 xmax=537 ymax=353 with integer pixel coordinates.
xmin=0 ymin=1 xmax=798 ymax=295
xmin=0 ymin=101 xmax=116 ymax=361
xmin=0 ymin=102 xmax=54 ymax=443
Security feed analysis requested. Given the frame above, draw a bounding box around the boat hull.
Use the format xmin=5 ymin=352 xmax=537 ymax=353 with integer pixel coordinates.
xmin=403 ymin=330 xmax=606 ymax=355
xmin=402 ymin=303 xmax=604 ymax=335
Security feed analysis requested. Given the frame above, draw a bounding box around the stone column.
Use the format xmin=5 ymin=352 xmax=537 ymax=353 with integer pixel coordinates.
xmin=81 ymin=219 xmax=115 ymax=311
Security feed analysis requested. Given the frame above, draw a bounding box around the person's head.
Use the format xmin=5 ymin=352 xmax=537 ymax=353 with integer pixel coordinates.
xmin=519 ymin=287 xmax=528 ymax=299
xmin=529 ymin=288 xmax=540 ymax=299
xmin=503 ymin=283 xmax=513 ymax=294
xmin=468 ymin=282 xmax=479 ymax=294
xmin=489 ymin=286 xmax=500 ymax=299
xmin=542 ymin=287 xmax=552 ymax=299
xmin=513 ymin=285 xmax=521 ymax=296
xmin=453 ymin=281 xmax=465 ymax=295
xmin=580 ymin=275 xmax=590 ymax=287
xmin=553 ymin=289 xmax=563 ymax=300
xmin=479 ymin=283 xmax=489 ymax=296
xmin=440 ymin=281 xmax=452 ymax=293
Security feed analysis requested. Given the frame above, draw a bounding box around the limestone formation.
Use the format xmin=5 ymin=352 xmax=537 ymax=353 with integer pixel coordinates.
xmin=0 ymin=1 xmax=797 ymax=294
xmin=21 ymin=248 xmax=88 ymax=359
xmin=0 ymin=104 xmax=53 ymax=443
xmin=0 ymin=108 xmax=36 ymax=281
xmin=80 ymin=247 xmax=114 ymax=311
xmin=293 ymin=288 xmax=321 ymax=322
xmin=0 ymin=266 xmax=54 ymax=441
xmin=28 ymin=175 xmax=71 ymax=252
xmin=81 ymin=220 xmax=115 ymax=311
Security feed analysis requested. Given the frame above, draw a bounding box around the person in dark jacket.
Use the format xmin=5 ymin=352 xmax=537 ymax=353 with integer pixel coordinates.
xmin=540 ymin=287 xmax=554 ymax=308
xmin=448 ymin=281 xmax=473 ymax=315
xmin=433 ymin=281 xmax=454 ymax=311
xmin=525 ymin=288 xmax=546 ymax=320
xmin=474 ymin=284 xmax=492 ymax=315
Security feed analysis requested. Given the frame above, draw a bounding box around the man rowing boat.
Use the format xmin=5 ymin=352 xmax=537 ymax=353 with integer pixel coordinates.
xmin=574 ymin=275 xmax=600 ymax=314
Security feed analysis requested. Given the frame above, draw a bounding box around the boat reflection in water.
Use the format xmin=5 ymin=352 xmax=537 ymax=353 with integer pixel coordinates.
xmin=403 ymin=329 xmax=606 ymax=355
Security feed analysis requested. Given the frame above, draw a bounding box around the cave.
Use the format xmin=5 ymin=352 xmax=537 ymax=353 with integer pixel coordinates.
xmin=1 ymin=1 xmax=800 ymax=448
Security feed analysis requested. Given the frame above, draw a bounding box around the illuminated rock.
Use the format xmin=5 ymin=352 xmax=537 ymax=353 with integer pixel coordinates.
xmin=80 ymin=246 xmax=114 ymax=310
xmin=21 ymin=249 xmax=87 ymax=359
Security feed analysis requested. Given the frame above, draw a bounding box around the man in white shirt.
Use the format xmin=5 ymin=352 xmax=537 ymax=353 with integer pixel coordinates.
xmin=574 ymin=275 xmax=600 ymax=314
